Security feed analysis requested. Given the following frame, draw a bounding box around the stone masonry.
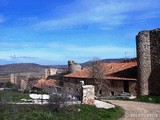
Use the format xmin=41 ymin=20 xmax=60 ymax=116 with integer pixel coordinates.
xmin=136 ymin=31 xmax=151 ymax=95
xmin=82 ymin=85 xmax=95 ymax=105
xmin=136 ymin=28 xmax=160 ymax=95
xmin=45 ymin=68 xmax=57 ymax=78
xmin=68 ymin=60 xmax=81 ymax=73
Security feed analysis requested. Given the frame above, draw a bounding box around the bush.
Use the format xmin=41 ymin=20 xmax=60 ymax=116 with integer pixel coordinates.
xmin=0 ymin=91 xmax=29 ymax=102
xmin=4 ymin=81 xmax=12 ymax=88
xmin=48 ymin=93 xmax=66 ymax=112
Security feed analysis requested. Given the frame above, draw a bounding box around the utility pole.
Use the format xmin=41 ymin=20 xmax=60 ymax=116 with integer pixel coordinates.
xmin=125 ymin=52 xmax=128 ymax=59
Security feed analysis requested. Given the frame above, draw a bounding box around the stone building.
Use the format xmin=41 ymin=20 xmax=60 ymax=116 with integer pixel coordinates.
xmin=10 ymin=73 xmax=40 ymax=91
xmin=64 ymin=61 xmax=137 ymax=97
xmin=136 ymin=28 xmax=160 ymax=95
xmin=32 ymin=78 xmax=61 ymax=94
xmin=45 ymin=68 xmax=58 ymax=78
xmin=68 ymin=60 xmax=82 ymax=73
xmin=20 ymin=79 xmax=29 ymax=91
xmin=10 ymin=74 xmax=26 ymax=88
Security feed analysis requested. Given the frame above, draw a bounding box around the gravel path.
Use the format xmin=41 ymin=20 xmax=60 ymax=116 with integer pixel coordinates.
xmin=106 ymin=100 xmax=160 ymax=120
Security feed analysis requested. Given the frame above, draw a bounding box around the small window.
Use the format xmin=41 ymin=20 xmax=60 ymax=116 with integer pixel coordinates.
xmin=111 ymin=81 xmax=114 ymax=86
xmin=75 ymin=80 xmax=78 ymax=84
xmin=111 ymin=91 xmax=114 ymax=96
xmin=56 ymin=87 xmax=62 ymax=93
xmin=66 ymin=81 xmax=70 ymax=87
xmin=99 ymin=90 xmax=102 ymax=95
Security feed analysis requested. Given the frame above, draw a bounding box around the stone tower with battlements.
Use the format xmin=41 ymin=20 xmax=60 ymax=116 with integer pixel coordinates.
xmin=68 ymin=60 xmax=82 ymax=73
xmin=136 ymin=28 xmax=160 ymax=96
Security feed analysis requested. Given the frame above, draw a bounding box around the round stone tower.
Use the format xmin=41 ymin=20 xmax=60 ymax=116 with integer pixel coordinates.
xmin=68 ymin=60 xmax=81 ymax=73
xmin=136 ymin=30 xmax=151 ymax=96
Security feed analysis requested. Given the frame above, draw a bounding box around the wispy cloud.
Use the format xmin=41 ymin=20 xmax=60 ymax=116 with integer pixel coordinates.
xmin=34 ymin=0 xmax=160 ymax=30
xmin=138 ymin=11 xmax=160 ymax=20
xmin=0 ymin=41 xmax=41 ymax=47
xmin=44 ymin=42 xmax=136 ymax=60
xmin=0 ymin=41 xmax=135 ymax=64
xmin=9 ymin=55 xmax=37 ymax=59
xmin=65 ymin=45 xmax=135 ymax=59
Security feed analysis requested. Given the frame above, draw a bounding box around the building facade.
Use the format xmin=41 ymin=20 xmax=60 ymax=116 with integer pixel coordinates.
xmin=45 ymin=68 xmax=58 ymax=78
xmin=64 ymin=61 xmax=137 ymax=97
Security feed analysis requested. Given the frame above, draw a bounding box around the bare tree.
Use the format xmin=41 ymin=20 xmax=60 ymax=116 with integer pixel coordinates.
xmin=87 ymin=58 xmax=106 ymax=98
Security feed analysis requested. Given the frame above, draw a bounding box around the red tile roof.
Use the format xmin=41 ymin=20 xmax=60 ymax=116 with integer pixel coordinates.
xmin=33 ymin=78 xmax=57 ymax=88
xmin=106 ymin=76 xmax=137 ymax=81
xmin=64 ymin=62 xmax=137 ymax=81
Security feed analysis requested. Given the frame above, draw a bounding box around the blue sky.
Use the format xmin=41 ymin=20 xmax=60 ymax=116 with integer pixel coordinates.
xmin=0 ymin=0 xmax=160 ymax=65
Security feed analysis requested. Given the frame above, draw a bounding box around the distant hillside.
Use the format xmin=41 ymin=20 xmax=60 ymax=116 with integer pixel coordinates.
xmin=51 ymin=58 xmax=136 ymax=68
xmin=0 ymin=63 xmax=46 ymax=74
xmin=0 ymin=58 xmax=136 ymax=73
xmin=80 ymin=58 xmax=136 ymax=67
xmin=52 ymin=65 xmax=68 ymax=69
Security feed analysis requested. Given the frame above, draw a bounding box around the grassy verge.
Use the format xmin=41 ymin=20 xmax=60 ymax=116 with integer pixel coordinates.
xmin=111 ymin=95 xmax=160 ymax=104
xmin=0 ymin=104 xmax=124 ymax=120
xmin=136 ymin=95 xmax=160 ymax=104
xmin=0 ymin=90 xmax=30 ymax=102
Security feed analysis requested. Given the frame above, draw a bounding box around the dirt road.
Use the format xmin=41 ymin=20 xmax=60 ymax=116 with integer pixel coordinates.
xmin=107 ymin=100 xmax=160 ymax=120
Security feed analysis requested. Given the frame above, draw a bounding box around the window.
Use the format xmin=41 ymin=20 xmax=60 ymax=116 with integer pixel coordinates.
xmin=111 ymin=81 xmax=114 ymax=86
xmin=99 ymin=90 xmax=102 ymax=95
xmin=111 ymin=91 xmax=114 ymax=96
xmin=56 ymin=87 xmax=62 ymax=93
xmin=66 ymin=80 xmax=70 ymax=87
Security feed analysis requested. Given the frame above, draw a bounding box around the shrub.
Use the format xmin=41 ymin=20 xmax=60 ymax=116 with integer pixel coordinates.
xmin=4 ymin=81 xmax=12 ymax=88
xmin=48 ymin=93 xmax=66 ymax=112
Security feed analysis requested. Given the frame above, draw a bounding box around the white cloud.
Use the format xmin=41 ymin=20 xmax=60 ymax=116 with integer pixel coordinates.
xmin=0 ymin=41 xmax=135 ymax=64
xmin=34 ymin=0 xmax=160 ymax=30
xmin=43 ymin=42 xmax=136 ymax=60
xmin=0 ymin=41 xmax=41 ymax=47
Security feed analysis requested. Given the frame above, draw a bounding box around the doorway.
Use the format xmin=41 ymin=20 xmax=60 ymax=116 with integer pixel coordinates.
xmin=123 ymin=81 xmax=129 ymax=92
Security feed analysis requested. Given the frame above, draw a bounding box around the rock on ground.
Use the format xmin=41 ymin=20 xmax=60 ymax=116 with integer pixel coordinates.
xmin=94 ymin=100 xmax=115 ymax=109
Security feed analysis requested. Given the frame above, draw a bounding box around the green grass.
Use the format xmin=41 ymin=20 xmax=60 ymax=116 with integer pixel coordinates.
xmin=0 ymin=104 xmax=124 ymax=120
xmin=0 ymin=90 xmax=30 ymax=102
xmin=112 ymin=95 xmax=160 ymax=104
xmin=136 ymin=95 xmax=160 ymax=104
xmin=0 ymin=91 xmax=124 ymax=120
